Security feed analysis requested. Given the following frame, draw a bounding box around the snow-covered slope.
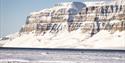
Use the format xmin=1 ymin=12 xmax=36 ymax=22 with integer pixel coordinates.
xmin=2 ymin=30 xmax=125 ymax=49
xmin=0 ymin=1 xmax=125 ymax=49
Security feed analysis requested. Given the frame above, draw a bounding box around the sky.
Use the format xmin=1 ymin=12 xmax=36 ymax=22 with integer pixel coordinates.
xmin=0 ymin=0 xmax=110 ymax=37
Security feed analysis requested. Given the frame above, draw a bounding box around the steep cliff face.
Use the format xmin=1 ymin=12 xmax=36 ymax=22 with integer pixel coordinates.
xmin=20 ymin=2 xmax=86 ymax=33
xmin=20 ymin=1 xmax=125 ymax=35
xmin=1 ymin=1 xmax=125 ymax=48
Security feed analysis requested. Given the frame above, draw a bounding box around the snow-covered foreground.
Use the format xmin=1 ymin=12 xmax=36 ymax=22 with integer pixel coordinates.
xmin=0 ymin=48 xmax=125 ymax=63
xmin=1 ymin=30 xmax=125 ymax=49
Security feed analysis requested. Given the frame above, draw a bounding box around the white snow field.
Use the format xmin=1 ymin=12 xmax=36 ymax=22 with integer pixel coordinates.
xmin=1 ymin=30 xmax=125 ymax=49
xmin=0 ymin=48 xmax=125 ymax=63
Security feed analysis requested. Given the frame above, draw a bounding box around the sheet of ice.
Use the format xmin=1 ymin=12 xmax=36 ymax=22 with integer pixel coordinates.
xmin=0 ymin=59 xmax=29 ymax=62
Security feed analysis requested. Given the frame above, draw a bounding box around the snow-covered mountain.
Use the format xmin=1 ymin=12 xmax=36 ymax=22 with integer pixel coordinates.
xmin=0 ymin=1 xmax=125 ymax=49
